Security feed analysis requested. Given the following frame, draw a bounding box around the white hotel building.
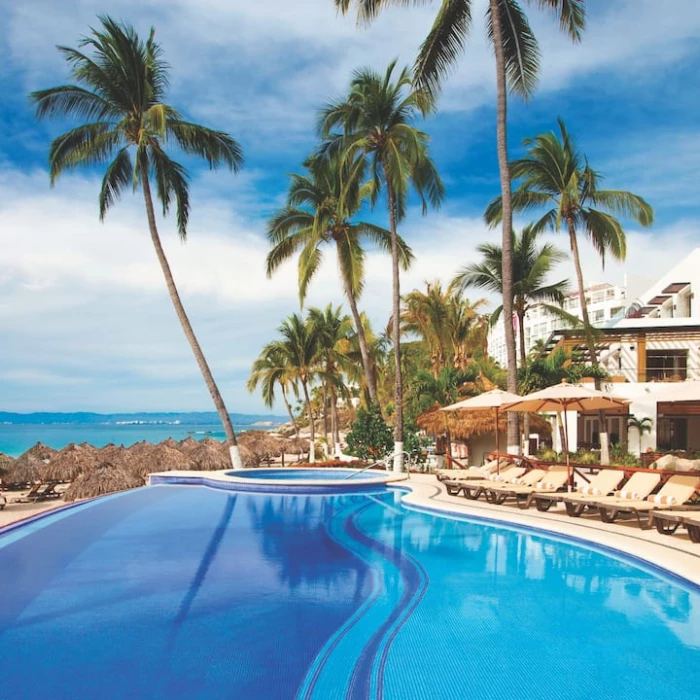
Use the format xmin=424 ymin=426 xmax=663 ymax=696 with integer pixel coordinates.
xmin=486 ymin=249 xmax=700 ymax=455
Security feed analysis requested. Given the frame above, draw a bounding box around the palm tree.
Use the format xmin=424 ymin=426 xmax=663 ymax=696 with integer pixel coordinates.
xmin=308 ymin=304 xmax=353 ymax=456
xmin=627 ymin=415 xmax=653 ymax=455
xmin=319 ymin=60 xmax=444 ymax=471
xmin=333 ymin=0 xmax=585 ymax=454
xmin=247 ymin=344 xmax=300 ymax=439
xmin=30 ymin=17 xmax=245 ymax=467
xmin=401 ymin=281 xmax=486 ymax=376
xmin=451 ymin=225 xmax=570 ymax=367
xmin=274 ymin=313 xmax=321 ymax=463
xmin=485 ymin=118 xmax=653 ymax=462
xmin=266 ymin=154 xmax=412 ymax=405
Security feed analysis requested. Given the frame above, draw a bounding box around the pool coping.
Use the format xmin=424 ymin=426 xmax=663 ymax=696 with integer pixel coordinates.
xmin=148 ymin=467 xmax=408 ymax=493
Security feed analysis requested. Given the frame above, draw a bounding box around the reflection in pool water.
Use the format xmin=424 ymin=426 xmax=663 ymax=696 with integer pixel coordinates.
xmin=0 ymin=485 xmax=698 ymax=699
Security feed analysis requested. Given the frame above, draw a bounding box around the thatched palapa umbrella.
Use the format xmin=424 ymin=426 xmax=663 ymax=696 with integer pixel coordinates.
xmin=188 ymin=441 xmax=234 ymax=471
xmin=179 ymin=436 xmax=200 ymax=453
xmin=63 ymin=462 xmax=142 ymax=502
xmin=130 ymin=443 xmax=194 ymax=479
xmin=238 ymin=431 xmax=283 ymax=467
xmin=0 ymin=452 xmax=15 ymax=480
xmin=43 ymin=443 xmax=99 ymax=482
xmin=6 ymin=450 xmax=47 ymax=485
xmin=99 ymin=444 xmax=132 ymax=469
xmin=25 ymin=441 xmax=59 ymax=462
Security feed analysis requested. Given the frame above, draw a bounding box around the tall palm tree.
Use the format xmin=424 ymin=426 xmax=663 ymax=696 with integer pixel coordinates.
xmin=274 ymin=313 xmax=321 ymax=463
xmin=30 ymin=17 xmax=245 ymax=467
xmin=266 ymin=154 xmax=412 ymax=405
xmin=247 ymin=344 xmax=300 ymax=439
xmin=485 ymin=119 xmax=653 ymax=462
xmin=334 ymin=0 xmax=585 ymax=453
xmin=451 ymin=225 xmax=570 ymax=366
xmin=308 ymin=304 xmax=353 ymax=456
xmin=319 ymin=60 xmax=444 ymax=471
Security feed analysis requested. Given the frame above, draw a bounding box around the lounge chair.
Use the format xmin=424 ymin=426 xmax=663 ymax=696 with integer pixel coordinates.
xmin=0 ymin=493 xmax=6 ymax=510
xmin=484 ymin=467 xmax=569 ymax=508
xmin=530 ymin=469 xmax=625 ymax=514
xmin=650 ymin=508 xmax=700 ymax=536
xmin=12 ymin=483 xmax=42 ymax=503
xmin=458 ymin=467 xmax=528 ymax=500
xmin=435 ymin=459 xmax=499 ymax=482
xmin=681 ymin=514 xmax=700 ymax=543
xmin=443 ymin=465 xmax=524 ymax=496
xmin=32 ymin=482 xmax=60 ymax=501
xmin=591 ymin=474 xmax=699 ymax=528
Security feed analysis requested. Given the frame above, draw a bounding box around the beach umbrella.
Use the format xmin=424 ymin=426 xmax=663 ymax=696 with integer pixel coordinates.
xmin=25 ymin=441 xmax=59 ymax=462
xmin=43 ymin=443 xmax=98 ymax=482
xmin=63 ymin=462 xmax=142 ymax=502
xmin=441 ymin=389 xmax=522 ymax=469
xmin=99 ymin=444 xmax=132 ymax=469
xmin=239 ymin=431 xmax=283 ymax=467
xmin=188 ymin=441 xmax=233 ymax=471
xmin=130 ymin=443 xmax=194 ymax=479
xmin=6 ymin=453 xmax=45 ymax=485
xmin=178 ymin=436 xmax=200 ymax=453
xmin=161 ymin=437 xmax=181 ymax=451
xmin=503 ymin=381 xmax=629 ymax=488
xmin=0 ymin=452 xmax=14 ymax=481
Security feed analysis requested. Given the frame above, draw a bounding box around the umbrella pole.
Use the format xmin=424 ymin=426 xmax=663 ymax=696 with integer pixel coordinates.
xmin=495 ymin=407 xmax=500 ymax=474
xmin=563 ymin=406 xmax=572 ymax=492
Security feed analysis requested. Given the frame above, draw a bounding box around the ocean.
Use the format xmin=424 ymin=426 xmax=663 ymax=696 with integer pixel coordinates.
xmin=0 ymin=422 xmax=275 ymax=458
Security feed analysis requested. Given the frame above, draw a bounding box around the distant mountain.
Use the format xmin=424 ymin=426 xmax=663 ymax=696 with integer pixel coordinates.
xmin=0 ymin=411 xmax=287 ymax=426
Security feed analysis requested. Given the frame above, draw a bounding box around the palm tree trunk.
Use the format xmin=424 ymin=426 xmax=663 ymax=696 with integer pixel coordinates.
xmin=140 ymin=167 xmax=243 ymax=469
xmin=331 ymin=386 xmax=341 ymax=456
xmin=517 ymin=308 xmax=529 ymax=455
xmin=566 ymin=217 xmax=610 ymax=464
xmin=490 ymin=0 xmax=519 ymax=454
xmin=301 ymin=380 xmax=316 ymax=463
xmin=339 ymin=255 xmax=379 ymax=405
xmin=385 ymin=174 xmax=404 ymax=472
xmin=281 ymin=385 xmax=300 ymax=439
xmin=322 ymin=384 xmax=329 ymax=443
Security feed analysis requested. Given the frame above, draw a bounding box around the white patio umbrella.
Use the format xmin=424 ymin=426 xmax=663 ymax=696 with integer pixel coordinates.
xmin=503 ymin=381 xmax=629 ymax=488
xmin=441 ymin=389 xmax=521 ymax=470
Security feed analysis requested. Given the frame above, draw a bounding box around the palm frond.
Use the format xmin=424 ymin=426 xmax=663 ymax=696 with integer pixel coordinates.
xmin=530 ymin=0 xmax=585 ymax=41
xmin=149 ymin=145 xmax=190 ymax=238
xmin=167 ymin=119 xmax=243 ymax=171
xmin=99 ymin=147 xmax=132 ymax=220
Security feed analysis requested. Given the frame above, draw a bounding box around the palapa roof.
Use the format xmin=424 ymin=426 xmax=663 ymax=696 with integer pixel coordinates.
xmin=285 ymin=437 xmax=310 ymax=453
xmin=43 ymin=443 xmax=98 ymax=482
xmin=417 ymin=404 xmax=551 ymax=441
xmin=63 ymin=462 xmax=142 ymax=502
xmin=0 ymin=452 xmax=14 ymax=476
xmin=25 ymin=441 xmax=59 ymax=461
xmin=130 ymin=443 xmax=194 ymax=478
xmin=188 ymin=441 xmax=232 ymax=471
xmin=161 ymin=437 xmax=181 ymax=450
xmin=178 ymin=436 xmax=200 ymax=453
xmin=99 ymin=444 xmax=132 ymax=468
xmin=5 ymin=452 xmax=46 ymax=485
xmin=238 ymin=431 xmax=283 ymax=464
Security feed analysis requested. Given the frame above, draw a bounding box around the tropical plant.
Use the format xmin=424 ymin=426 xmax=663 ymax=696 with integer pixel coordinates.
xmin=247 ymin=344 xmax=300 ymax=439
xmin=345 ymin=404 xmax=393 ymax=461
xmin=318 ymin=60 xmax=444 ymax=470
xmin=30 ymin=17 xmax=245 ymax=465
xmin=401 ymin=281 xmax=487 ymax=376
xmin=266 ymin=154 xmax=413 ymax=404
xmin=271 ymin=313 xmax=321 ymax=462
xmin=308 ymin=304 xmax=353 ymax=456
xmin=451 ymin=225 xmax=571 ymax=366
xmin=486 ymin=118 xmax=653 ymax=462
xmin=627 ymin=415 xmax=653 ymax=455
xmin=334 ymin=0 xmax=586 ymax=454
xmin=343 ymin=312 xmax=388 ymax=407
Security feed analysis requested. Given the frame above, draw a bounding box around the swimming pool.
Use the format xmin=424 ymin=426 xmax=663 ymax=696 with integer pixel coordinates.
xmin=1 ymin=484 xmax=698 ymax=699
xmin=225 ymin=468 xmax=382 ymax=480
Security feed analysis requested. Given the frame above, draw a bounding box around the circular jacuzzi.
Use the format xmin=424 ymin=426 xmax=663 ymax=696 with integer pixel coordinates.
xmin=149 ymin=467 xmax=407 ymax=493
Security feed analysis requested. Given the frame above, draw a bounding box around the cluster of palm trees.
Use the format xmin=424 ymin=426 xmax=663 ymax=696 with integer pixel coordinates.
xmin=32 ymin=9 xmax=654 ymax=469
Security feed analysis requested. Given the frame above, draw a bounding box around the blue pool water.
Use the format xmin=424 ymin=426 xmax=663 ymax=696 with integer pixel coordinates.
xmin=229 ymin=468 xmax=383 ymax=481
xmin=1 ymin=485 xmax=699 ymax=699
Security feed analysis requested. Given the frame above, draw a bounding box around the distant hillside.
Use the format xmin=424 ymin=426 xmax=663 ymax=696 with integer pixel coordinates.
xmin=0 ymin=411 xmax=287 ymax=426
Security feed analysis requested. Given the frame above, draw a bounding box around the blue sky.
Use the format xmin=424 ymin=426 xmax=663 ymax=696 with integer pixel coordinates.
xmin=1 ymin=0 xmax=699 ymax=413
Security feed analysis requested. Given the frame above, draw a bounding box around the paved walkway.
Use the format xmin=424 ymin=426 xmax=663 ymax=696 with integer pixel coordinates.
xmin=401 ymin=473 xmax=700 ymax=585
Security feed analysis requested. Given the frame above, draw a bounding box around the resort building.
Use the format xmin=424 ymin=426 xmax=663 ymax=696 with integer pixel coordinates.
xmin=535 ymin=249 xmax=700 ymax=455
xmin=488 ymin=281 xmax=628 ymax=367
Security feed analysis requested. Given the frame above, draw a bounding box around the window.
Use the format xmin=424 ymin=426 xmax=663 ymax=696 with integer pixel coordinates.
xmin=610 ymin=306 xmax=625 ymax=318
xmin=646 ymin=349 xmax=688 ymax=381
xmin=606 ymin=288 xmax=616 ymax=299
xmin=591 ymin=309 xmax=605 ymax=323
xmin=592 ymin=292 xmax=604 ymax=304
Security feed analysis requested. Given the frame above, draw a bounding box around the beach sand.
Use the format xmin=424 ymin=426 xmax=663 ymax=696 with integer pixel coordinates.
xmin=0 ymin=488 xmax=68 ymax=528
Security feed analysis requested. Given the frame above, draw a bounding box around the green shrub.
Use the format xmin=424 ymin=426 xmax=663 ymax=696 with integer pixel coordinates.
xmin=610 ymin=445 xmax=640 ymax=467
xmin=345 ymin=405 xmax=393 ymax=461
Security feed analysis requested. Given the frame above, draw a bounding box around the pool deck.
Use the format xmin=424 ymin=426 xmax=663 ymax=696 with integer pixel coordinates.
xmin=401 ymin=474 xmax=700 ymax=586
